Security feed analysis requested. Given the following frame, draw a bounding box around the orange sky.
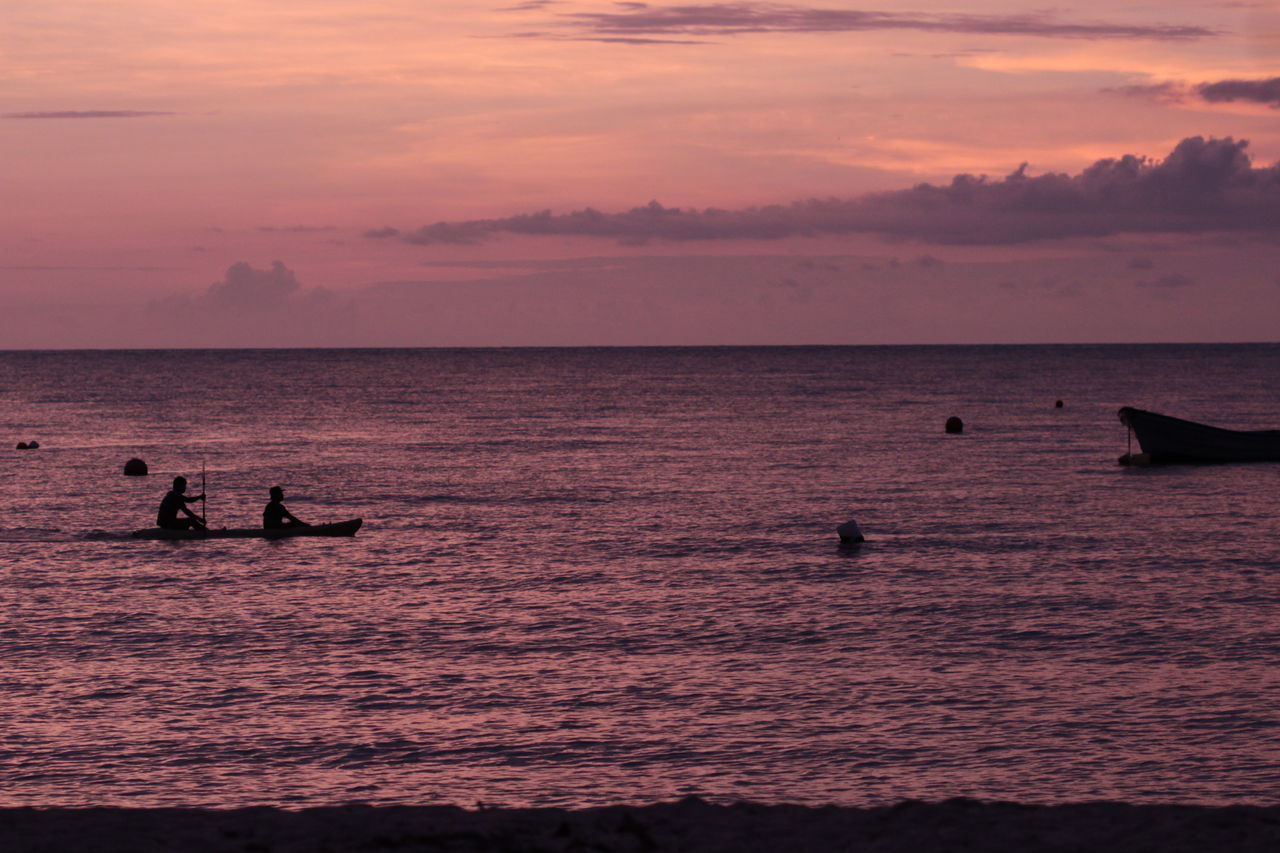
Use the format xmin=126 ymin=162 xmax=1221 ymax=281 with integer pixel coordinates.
xmin=2 ymin=1 xmax=1277 ymax=346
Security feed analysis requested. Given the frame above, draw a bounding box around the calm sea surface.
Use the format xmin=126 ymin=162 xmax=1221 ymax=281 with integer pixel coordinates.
xmin=1 ymin=345 xmax=1278 ymax=809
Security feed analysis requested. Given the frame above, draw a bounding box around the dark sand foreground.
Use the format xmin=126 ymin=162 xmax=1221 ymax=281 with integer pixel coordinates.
xmin=3 ymin=798 xmax=1280 ymax=852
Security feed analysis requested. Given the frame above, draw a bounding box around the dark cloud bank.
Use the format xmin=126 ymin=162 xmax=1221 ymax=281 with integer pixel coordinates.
xmin=1201 ymin=77 xmax=1280 ymax=107
xmin=373 ymin=136 xmax=1280 ymax=247
xmin=554 ymin=3 xmax=1214 ymax=43
xmin=1117 ymin=77 xmax=1280 ymax=109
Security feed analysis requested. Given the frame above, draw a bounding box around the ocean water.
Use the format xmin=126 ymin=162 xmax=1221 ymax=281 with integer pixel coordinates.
xmin=1 ymin=345 xmax=1278 ymax=809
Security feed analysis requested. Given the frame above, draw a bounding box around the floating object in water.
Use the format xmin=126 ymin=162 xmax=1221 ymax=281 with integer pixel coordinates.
xmin=1118 ymin=406 xmax=1280 ymax=464
xmin=123 ymin=458 xmax=149 ymax=476
xmin=15 ymin=442 xmax=27 ymax=450
xmin=945 ymin=416 xmax=964 ymax=434
xmin=1055 ymin=400 xmax=1064 ymax=408
xmin=27 ymin=440 xmax=39 ymax=449
xmin=1117 ymin=452 xmax=1153 ymax=466
xmin=131 ymin=518 xmax=363 ymax=540
xmin=837 ymin=519 xmax=865 ymax=544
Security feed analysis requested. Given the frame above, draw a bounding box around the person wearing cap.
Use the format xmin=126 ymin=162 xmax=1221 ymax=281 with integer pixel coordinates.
xmin=156 ymin=476 xmax=206 ymax=530
xmin=263 ymin=486 xmax=307 ymax=530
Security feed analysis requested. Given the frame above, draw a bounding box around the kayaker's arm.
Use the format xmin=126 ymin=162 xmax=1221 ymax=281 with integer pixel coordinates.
xmin=179 ymin=495 xmax=205 ymax=521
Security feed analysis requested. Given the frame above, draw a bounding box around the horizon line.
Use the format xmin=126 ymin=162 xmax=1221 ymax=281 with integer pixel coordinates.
xmin=1 ymin=341 xmax=1277 ymax=354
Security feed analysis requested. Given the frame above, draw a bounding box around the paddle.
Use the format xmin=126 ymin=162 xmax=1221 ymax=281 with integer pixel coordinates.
xmin=201 ymin=460 xmax=208 ymax=529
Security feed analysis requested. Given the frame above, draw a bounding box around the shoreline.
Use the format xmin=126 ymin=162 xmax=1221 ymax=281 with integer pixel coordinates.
xmin=3 ymin=797 xmax=1279 ymax=852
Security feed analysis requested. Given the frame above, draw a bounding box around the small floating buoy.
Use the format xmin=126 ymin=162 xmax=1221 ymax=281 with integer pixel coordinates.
xmin=123 ymin=457 xmax=149 ymax=476
xmin=1055 ymin=400 xmax=1064 ymax=408
xmin=15 ymin=442 xmax=28 ymax=450
xmin=945 ymin=416 xmax=964 ymax=434
xmin=27 ymin=440 xmax=39 ymax=449
xmin=837 ymin=519 xmax=865 ymax=544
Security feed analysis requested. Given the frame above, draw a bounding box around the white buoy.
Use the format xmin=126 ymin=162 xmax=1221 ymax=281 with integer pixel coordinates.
xmin=837 ymin=519 xmax=865 ymax=543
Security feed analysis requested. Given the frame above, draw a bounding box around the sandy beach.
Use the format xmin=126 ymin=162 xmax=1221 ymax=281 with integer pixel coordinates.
xmin=3 ymin=797 xmax=1279 ymax=852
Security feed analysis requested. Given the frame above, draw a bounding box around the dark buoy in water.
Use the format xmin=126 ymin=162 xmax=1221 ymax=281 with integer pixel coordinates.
xmin=1055 ymin=399 xmax=1064 ymax=408
xmin=124 ymin=457 xmax=149 ymax=476
xmin=27 ymin=440 xmax=39 ymax=449
xmin=837 ymin=519 xmax=865 ymax=544
xmin=15 ymin=442 xmax=28 ymax=450
xmin=945 ymin=416 xmax=964 ymax=434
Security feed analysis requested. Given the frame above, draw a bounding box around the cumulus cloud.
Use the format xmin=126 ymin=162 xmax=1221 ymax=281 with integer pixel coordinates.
xmin=2 ymin=110 xmax=173 ymax=119
xmin=206 ymin=260 xmax=301 ymax=309
xmin=1111 ymin=77 xmax=1280 ymax=108
xmin=381 ymin=137 xmax=1280 ymax=247
xmin=140 ymin=261 xmax=345 ymax=346
xmin=554 ymin=3 xmax=1215 ymax=43
xmin=149 ymin=261 xmax=310 ymax=318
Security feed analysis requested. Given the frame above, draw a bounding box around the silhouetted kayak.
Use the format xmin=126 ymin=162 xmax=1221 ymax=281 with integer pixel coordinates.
xmin=1118 ymin=407 xmax=1280 ymax=464
xmin=131 ymin=518 xmax=363 ymax=540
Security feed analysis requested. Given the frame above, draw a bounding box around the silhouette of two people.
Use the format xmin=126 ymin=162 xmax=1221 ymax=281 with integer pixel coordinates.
xmin=157 ymin=476 xmax=206 ymax=531
xmin=157 ymin=480 xmax=307 ymax=531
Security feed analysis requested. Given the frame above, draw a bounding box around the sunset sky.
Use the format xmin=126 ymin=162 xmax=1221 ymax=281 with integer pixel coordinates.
xmin=2 ymin=1 xmax=1277 ymax=347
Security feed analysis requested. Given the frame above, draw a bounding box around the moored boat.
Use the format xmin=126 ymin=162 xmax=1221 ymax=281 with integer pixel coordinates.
xmin=1118 ymin=407 xmax=1280 ymax=465
xmin=132 ymin=518 xmax=363 ymax=540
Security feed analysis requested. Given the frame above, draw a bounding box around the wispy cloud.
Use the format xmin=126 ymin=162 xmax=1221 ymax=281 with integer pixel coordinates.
xmin=1135 ymin=273 xmax=1196 ymax=290
xmin=553 ymin=3 xmax=1216 ymax=43
xmin=2 ymin=110 xmax=174 ymax=119
xmin=375 ymin=137 xmax=1280 ymax=247
xmin=0 ymin=264 xmax=179 ymax=271
xmin=256 ymin=225 xmax=338 ymax=233
xmin=497 ymin=0 xmax=559 ymax=10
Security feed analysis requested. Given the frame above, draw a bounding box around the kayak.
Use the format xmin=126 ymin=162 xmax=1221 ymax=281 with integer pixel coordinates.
xmin=131 ymin=518 xmax=363 ymax=540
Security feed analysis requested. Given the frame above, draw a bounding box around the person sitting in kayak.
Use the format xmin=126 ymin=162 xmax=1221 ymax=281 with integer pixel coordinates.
xmin=157 ymin=476 xmax=206 ymax=530
xmin=263 ymin=486 xmax=307 ymax=529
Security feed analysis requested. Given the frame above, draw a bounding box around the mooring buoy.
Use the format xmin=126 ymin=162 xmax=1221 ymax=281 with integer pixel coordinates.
xmin=837 ymin=519 xmax=865 ymax=543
